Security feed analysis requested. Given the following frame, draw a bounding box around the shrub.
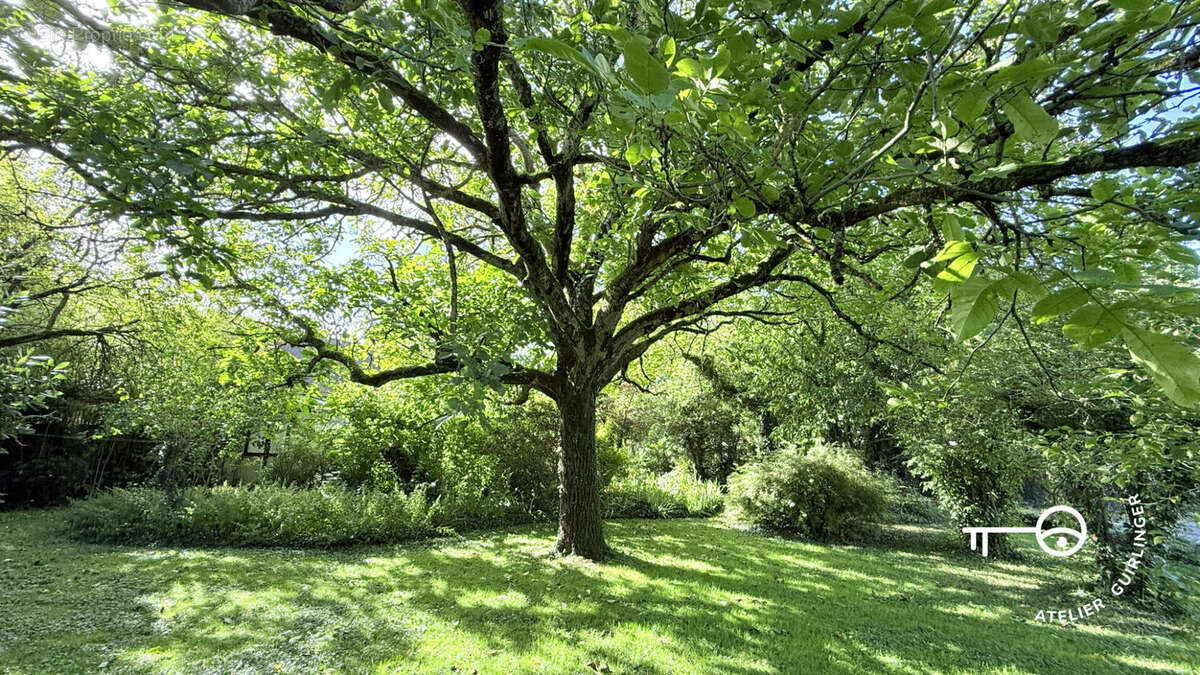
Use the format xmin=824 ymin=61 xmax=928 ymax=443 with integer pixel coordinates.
xmin=595 ymin=422 xmax=630 ymax=488
xmin=430 ymin=466 xmax=531 ymax=531
xmin=0 ymin=352 xmax=65 ymax=443
xmin=257 ymin=431 xmax=334 ymax=487
xmin=478 ymin=399 xmax=561 ymax=517
xmin=63 ymin=486 xmax=174 ymax=542
xmin=66 ymin=466 xmax=724 ymax=548
xmin=882 ymin=481 xmax=946 ymax=525
xmin=727 ymin=442 xmax=887 ymax=538
xmin=433 ymin=398 xmax=631 ymax=521
xmin=904 ymin=439 xmax=1028 ymax=537
xmin=602 ymin=463 xmax=724 ymax=519
xmin=63 ymin=485 xmax=441 ymax=547
xmin=316 ymin=388 xmax=418 ymax=491
xmin=888 ymin=389 xmax=1034 ymax=557
xmin=603 ymin=383 xmax=764 ymax=482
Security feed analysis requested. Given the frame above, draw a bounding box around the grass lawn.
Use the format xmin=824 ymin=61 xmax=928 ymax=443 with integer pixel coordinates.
xmin=1 ymin=510 xmax=1197 ymax=674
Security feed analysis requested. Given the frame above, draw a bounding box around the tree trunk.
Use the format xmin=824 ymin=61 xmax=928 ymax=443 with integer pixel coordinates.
xmin=554 ymin=386 xmax=608 ymax=559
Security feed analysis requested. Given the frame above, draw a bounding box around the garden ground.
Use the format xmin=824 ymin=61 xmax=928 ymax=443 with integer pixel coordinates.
xmin=1 ymin=510 xmax=1197 ymax=674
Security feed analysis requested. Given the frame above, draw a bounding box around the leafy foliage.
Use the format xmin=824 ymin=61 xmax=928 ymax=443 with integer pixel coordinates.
xmin=0 ymin=352 xmax=65 ymax=442
xmin=727 ymin=441 xmax=888 ymax=538
xmin=64 ymin=485 xmax=439 ymax=547
xmin=890 ymin=388 xmax=1033 ymax=556
xmin=602 ymin=463 xmax=724 ymax=519
xmin=65 ymin=471 xmax=722 ymax=547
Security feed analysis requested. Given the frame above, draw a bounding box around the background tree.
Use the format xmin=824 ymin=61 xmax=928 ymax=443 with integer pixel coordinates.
xmin=0 ymin=162 xmax=145 ymax=446
xmin=5 ymin=0 xmax=1200 ymax=558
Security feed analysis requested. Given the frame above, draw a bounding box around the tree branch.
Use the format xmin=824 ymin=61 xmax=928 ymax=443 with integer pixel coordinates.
xmin=814 ymin=135 xmax=1200 ymax=230
xmin=169 ymin=0 xmax=489 ymax=163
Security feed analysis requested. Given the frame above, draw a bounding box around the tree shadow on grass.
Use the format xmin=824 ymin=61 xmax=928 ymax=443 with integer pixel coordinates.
xmin=2 ymin=513 xmax=1196 ymax=674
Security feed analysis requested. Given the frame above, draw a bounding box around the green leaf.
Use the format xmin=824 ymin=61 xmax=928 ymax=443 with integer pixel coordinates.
xmin=624 ymin=143 xmax=644 ymax=165
xmin=1122 ymin=326 xmax=1200 ymax=407
xmin=1168 ymin=302 xmax=1200 ymax=318
xmin=937 ymin=250 xmax=979 ymax=282
xmin=1021 ymin=5 xmax=1059 ymax=44
xmin=1147 ymin=4 xmax=1174 ymax=24
xmin=1162 ymin=242 xmax=1200 ymax=266
xmin=877 ymin=11 xmax=915 ymax=30
xmin=711 ymin=45 xmax=731 ymax=77
xmin=744 ymin=226 xmax=780 ymax=246
xmin=661 ymin=37 xmax=676 ymax=65
xmin=953 ymin=88 xmax=988 ymax=122
xmin=936 ymin=240 xmax=973 ymax=261
xmin=901 ymin=245 xmax=931 ymax=269
xmin=623 ymin=42 xmax=670 ymax=94
xmin=1090 ymin=178 xmax=1117 ymax=202
xmin=1109 ymin=0 xmax=1150 ymax=11
xmin=1006 ymin=270 xmax=1045 ymax=298
xmin=1062 ymin=304 xmax=1121 ymax=348
xmin=474 ymin=28 xmax=491 ymax=44
xmin=1003 ymin=92 xmax=1059 ymax=145
xmin=1031 ymin=287 xmax=1090 ymax=323
xmin=1114 ymin=262 xmax=1141 ymax=283
xmin=675 ymin=58 xmax=705 ymax=78
xmin=378 ymin=89 xmax=395 ymax=113
xmin=1072 ymin=269 xmax=1115 ymax=286
xmin=934 ymin=240 xmax=979 ymax=281
xmin=949 ymin=277 xmax=999 ymax=341
xmin=732 ymin=196 xmax=756 ymax=218
xmin=897 ymin=61 xmax=926 ymax=84
xmin=592 ymin=23 xmax=634 ymax=46
xmin=519 ymin=37 xmax=598 ymax=75
xmin=986 ymin=56 xmax=1058 ymax=88
xmin=939 ymin=213 xmax=965 ymax=240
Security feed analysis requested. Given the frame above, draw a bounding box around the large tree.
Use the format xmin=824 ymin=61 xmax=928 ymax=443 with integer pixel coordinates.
xmin=4 ymin=0 xmax=1200 ymax=558
xmin=0 ymin=163 xmax=149 ymax=440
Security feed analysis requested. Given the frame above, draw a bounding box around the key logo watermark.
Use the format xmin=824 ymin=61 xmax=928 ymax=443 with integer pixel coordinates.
xmin=962 ymin=495 xmax=1151 ymax=625
xmin=963 ymin=505 xmax=1087 ymax=558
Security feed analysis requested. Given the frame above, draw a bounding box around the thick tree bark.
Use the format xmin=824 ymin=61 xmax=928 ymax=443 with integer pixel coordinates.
xmin=554 ymin=386 xmax=607 ymax=559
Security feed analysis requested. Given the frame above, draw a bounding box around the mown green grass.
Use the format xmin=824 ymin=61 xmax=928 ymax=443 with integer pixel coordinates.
xmin=1 ymin=510 xmax=1196 ymax=674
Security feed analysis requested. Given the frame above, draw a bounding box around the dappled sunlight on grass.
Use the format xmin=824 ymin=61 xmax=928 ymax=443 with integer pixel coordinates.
xmin=1 ymin=511 xmax=1197 ymax=673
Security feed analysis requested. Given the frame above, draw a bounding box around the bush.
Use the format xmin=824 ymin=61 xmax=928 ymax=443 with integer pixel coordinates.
xmin=314 ymin=387 xmax=424 ymax=491
xmin=62 ymin=486 xmax=174 ymax=542
xmin=478 ymin=399 xmax=561 ymax=517
xmin=727 ymin=442 xmax=887 ymax=538
xmin=258 ymin=432 xmax=335 ymax=487
xmin=602 ymin=463 xmax=724 ymax=519
xmin=0 ymin=352 xmax=66 ymax=443
xmin=888 ymin=389 xmax=1034 ymax=557
xmin=883 ymin=482 xmax=946 ymax=525
xmin=64 ymin=485 xmax=440 ymax=547
xmin=903 ymin=438 xmax=1029 ymax=559
xmin=67 ymin=466 xmax=723 ymax=547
